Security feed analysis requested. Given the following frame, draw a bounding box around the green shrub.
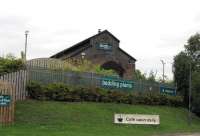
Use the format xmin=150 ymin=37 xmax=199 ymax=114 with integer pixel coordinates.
xmin=26 ymin=81 xmax=43 ymax=100
xmin=0 ymin=56 xmax=24 ymax=75
xmin=47 ymin=83 xmax=69 ymax=101
xmin=26 ymin=81 xmax=184 ymax=107
xmin=193 ymin=93 xmax=200 ymax=116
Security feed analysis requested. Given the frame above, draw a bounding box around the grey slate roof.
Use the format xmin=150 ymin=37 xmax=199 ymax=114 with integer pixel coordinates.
xmin=50 ymin=30 xmax=136 ymax=61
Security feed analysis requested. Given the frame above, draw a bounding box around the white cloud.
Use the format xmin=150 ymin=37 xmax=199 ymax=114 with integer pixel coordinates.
xmin=1 ymin=0 xmax=200 ymax=79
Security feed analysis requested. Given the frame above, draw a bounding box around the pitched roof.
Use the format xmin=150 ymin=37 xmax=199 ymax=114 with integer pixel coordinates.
xmin=50 ymin=30 xmax=119 ymax=58
xmin=119 ymin=48 xmax=136 ymax=61
xmin=50 ymin=30 xmax=136 ymax=61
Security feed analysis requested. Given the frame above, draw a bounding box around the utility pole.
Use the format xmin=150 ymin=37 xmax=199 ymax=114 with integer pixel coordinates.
xmin=160 ymin=60 xmax=166 ymax=83
xmin=25 ymin=30 xmax=29 ymax=61
xmin=188 ymin=62 xmax=192 ymax=125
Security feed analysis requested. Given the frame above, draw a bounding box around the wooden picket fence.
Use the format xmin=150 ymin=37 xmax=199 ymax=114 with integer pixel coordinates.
xmin=0 ymin=70 xmax=28 ymax=101
xmin=26 ymin=58 xmax=76 ymax=70
xmin=0 ymin=80 xmax=15 ymax=126
xmin=0 ymin=70 xmax=27 ymax=126
xmin=26 ymin=58 xmax=84 ymax=69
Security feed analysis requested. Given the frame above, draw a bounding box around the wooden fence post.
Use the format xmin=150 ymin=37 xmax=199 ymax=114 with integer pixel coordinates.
xmin=0 ymin=80 xmax=15 ymax=126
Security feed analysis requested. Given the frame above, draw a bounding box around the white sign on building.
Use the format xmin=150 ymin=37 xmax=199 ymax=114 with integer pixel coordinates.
xmin=114 ymin=114 xmax=160 ymax=125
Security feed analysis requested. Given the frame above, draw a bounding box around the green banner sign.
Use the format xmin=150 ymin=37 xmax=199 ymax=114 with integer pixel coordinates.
xmin=0 ymin=95 xmax=11 ymax=106
xmin=101 ymin=77 xmax=133 ymax=90
xmin=160 ymin=86 xmax=176 ymax=96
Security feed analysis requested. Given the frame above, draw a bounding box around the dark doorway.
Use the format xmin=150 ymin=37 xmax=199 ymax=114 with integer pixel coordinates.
xmin=101 ymin=61 xmax=125 ymax=77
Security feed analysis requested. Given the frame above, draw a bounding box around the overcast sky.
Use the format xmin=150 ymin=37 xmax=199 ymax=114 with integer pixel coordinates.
xmin=1 ymin=0 xmax=200 ymax=80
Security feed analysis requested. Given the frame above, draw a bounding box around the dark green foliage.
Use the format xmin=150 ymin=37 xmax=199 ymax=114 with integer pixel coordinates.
xmin=0 ymin=55 xmax=24 ymax=75
xmin=133 ymin=69 xmax=172 ymax=84
xmin=26 ymin=81 xmax=183 ymax=107
xmin=184 ymin=33 xmax=200 ymax=56
xmin=26 ymin=81 xmax=43 ymax=99
xmin=193 ymin=93 xmax=200 ymax=115
xmin=173 ymin=33 xmax=200 ymax=115
xmin=133 ymin=69 xmax=146 ymax=81
xmin=173 ymin=52 xmax=191 ymax=105
xmin=146 ymin=70 xmax=157 ymax=83
xmin=191 ymin=71 xmax=200 ymax=114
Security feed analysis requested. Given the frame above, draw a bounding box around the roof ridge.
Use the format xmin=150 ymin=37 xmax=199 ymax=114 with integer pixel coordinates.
xmin=50 ymin=30 xmax=119 ymax=58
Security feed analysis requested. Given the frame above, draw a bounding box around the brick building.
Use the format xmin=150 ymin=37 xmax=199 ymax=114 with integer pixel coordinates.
xmin=51 ymin=30 xmax=136 ymax=79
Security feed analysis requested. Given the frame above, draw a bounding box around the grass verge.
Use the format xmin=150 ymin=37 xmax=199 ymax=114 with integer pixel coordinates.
xmin=0 ymin=100 xmax=200 ymax=136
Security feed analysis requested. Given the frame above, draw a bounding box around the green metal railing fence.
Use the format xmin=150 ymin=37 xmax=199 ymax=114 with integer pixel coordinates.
xmin=28 ymin=67 xmax=175 ymax=94
xmin=26 ymin=58 xmax=176 ymax=95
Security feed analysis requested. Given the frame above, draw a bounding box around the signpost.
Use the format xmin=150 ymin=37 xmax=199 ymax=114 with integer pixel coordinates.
xmin=114 ymin=114 xmax=160 ymax=125
xmin=101 ymin=77 xmax=133 ymax=90
xmin=160 ymin=86 xmax=176 ymax=96
xmin=0 ymin=95 xmax=11 ymax=106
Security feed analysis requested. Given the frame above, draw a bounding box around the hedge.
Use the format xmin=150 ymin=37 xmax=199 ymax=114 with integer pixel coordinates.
xmin=0 ymin=57 xmax=24 ymax=75
xmin=26 ymin=81 xmax=183 ymax=107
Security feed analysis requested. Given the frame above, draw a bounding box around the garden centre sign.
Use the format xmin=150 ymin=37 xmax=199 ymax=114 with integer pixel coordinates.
xmin=97 ymin=43 xmax=112 ymax=51
xmin=114 ymin=114 xmax=160 ymax=125
xmin=160 ymin=86 xmax=176 ymax=96
xmin=0 ymin=95 xmax=11 ymax=106
xmin=101 ymin=78 xmax=133 ymax=89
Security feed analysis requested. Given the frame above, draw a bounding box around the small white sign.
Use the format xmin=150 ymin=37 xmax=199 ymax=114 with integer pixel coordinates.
xmin=114 ymin=114 xmax=160 ymax=125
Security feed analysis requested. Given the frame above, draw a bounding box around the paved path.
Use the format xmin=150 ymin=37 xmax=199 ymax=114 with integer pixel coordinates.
xmin=171 ymin=133 xmax=200 ymax=136
xmin=155 ymin=133 xmax=200 ymax=136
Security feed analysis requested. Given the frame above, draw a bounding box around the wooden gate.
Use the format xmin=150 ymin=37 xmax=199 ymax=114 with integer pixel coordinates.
xmin=0 ymin=80 xmax=15 ymax=126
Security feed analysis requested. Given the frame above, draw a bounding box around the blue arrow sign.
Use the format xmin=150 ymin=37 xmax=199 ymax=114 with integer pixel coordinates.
xmin=160 ymin=86 xmax=176 ymax=96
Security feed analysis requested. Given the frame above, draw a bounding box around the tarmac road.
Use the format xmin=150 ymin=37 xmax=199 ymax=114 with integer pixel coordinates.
xmin=154 ymin=133 xmax=200 ymax=136
xmin=174 ymin=134 xmax=200 ymax=136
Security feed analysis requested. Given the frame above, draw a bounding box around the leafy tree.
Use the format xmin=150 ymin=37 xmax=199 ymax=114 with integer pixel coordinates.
xmin=133 ymin=69 xmax=147 ymax=81
xmin=173 ymin=33 xmax=200 ymax=114
xmin=173 ymin=52 xmax=191 ymax=104
xmin=133 ymin=69 xmax=165 ymax=84
xmin=147 ymin=70 xmax=157 ymax=83
xmin=184 ymin=33 xmax=200 ymax=56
